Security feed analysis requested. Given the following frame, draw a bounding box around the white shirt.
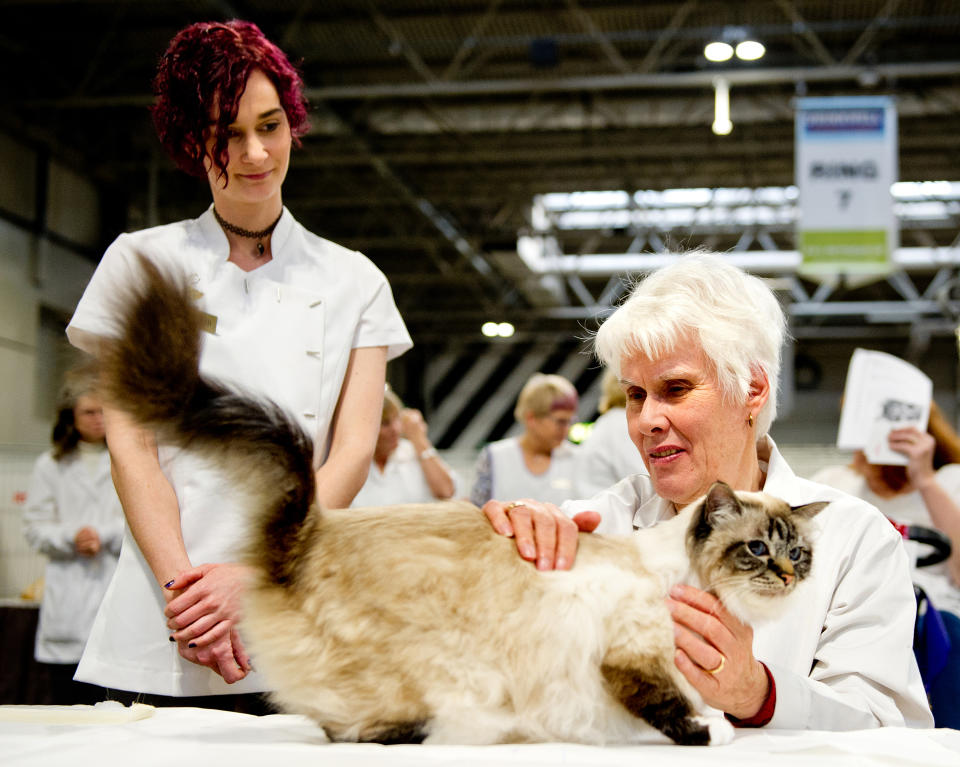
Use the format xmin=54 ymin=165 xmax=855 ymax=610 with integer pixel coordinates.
xmin=470 ymin=436 xmax=579 ymax=507
xmin=351 ymin=439 xmax=461 ymax=507
xmin=574 ymin=407 xmax=648 ymax=498
xmin=813 ymin=463 xmax=960 ymax=617
xmin=562 ymin=437 xmax=933 ymax=730
xmin=67 ymin=207 xmax=411 ymax=696
xmin=23 ymin=447 xmax=124 ymax=663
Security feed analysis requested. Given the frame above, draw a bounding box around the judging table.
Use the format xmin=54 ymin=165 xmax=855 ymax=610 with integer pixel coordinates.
xmin=1 ymin=704 xmax=959 ymax=767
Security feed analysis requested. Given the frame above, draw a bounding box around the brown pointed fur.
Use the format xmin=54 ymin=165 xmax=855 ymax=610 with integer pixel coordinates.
xmin=101 ymin=258 xmax=826 ymax=746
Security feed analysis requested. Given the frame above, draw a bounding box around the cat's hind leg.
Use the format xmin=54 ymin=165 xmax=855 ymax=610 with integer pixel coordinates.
xmin=356 ymin=720 xmax=429 ymax=745
xmin=601 ymin=662 xmax=732 ymax=746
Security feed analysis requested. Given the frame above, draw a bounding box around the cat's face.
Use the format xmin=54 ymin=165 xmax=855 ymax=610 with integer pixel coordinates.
xmin=685 ymin=482 xmax=827 ymax=622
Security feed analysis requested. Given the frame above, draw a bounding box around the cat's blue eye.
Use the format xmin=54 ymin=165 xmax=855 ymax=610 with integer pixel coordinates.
xmin=789 ymin=547 xmax=802 ymax=562
xmin=747 ymin=540 xmax=768 ymax=557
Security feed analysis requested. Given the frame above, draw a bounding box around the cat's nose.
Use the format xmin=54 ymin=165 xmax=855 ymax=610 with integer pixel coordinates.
xmin=771 ymin=560 xmax=795 ymax=586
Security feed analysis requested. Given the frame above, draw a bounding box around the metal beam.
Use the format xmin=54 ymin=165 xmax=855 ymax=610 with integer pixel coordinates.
xmin=23 ymin=62 xmax=960 ymax=109
xmin=637 ymin=0 xmax=699 ymax=74
xmin=564 ymin=0 xmax=631 ymax=74
xmin=442 ymin=0 xmax=504 ymax=81
xmin=365 ymin=0 xmax=438 ymax=84
xmin=841 ymin=0 xmax=903 ymax=66
xmin=772 ymin=0 xmax=838 ymax=67
xmin=307 ymin=61 xmax=960 ymax=100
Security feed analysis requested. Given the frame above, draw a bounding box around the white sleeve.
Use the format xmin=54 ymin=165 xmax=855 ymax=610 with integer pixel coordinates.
xmin=561 ymin=475 xmax=656 ymax=536
xmin=350 ymin=256 xmax=412 ymax=361
xmin=66 ymin=233 xmax=143 ymax=354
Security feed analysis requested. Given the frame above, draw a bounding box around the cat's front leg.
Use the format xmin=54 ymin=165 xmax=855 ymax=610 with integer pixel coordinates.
xmin=422 ymin=707 xmax=519 ymax=745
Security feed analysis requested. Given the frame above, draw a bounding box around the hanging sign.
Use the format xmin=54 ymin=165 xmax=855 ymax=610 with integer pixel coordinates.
xmin=795 ymin=96 xmax=898 ymax=272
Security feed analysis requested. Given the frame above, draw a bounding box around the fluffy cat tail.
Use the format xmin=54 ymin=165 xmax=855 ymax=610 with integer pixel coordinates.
xmin=100 ymin=255 xmax=316 ymax=585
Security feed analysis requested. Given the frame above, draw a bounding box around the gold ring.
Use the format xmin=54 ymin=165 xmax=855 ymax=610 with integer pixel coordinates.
xmin=705 ymin=655 xmax=726 ymax=675
xmin=503 ymin=501 xmax=524 ymax=512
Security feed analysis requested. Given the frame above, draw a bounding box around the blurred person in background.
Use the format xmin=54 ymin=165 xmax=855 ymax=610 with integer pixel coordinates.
xmin=23 ymin=366 xmax=123 ymax=704
xmin=351 ymin=385 xmax=458 ymax=507
xmin=574 ymin=369 xmax=648 ymax=498
xmin=813 ymin=399 xmax=960 ymax=727
xmin=470 ymin=373 xmax=579 ymax=508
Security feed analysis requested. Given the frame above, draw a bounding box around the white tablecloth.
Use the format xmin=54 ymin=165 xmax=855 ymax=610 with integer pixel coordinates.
xmin=2 ymin=705 xmax=959 ymax=767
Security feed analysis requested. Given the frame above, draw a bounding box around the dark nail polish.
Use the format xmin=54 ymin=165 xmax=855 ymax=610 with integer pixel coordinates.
xmin=164 ymin=580 xmax=175 ymax=589
xmin=188 ymin=642 xmax=196 ymax=648
xmin=168 ymin=635 xmax=175 ymax=642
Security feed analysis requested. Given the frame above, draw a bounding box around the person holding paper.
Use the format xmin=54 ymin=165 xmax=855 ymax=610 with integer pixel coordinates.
xmin=814 ymin=400 xmax=960 ymax=603
xmin=812 ymin=400 xmax=960 ymax=727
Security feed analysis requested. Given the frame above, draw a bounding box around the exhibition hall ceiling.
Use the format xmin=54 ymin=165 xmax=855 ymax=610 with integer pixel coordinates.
xmin=3 ymin=1 xmax=960 ymax=346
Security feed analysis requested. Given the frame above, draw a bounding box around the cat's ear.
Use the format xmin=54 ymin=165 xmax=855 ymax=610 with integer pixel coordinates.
xmin=702 ymin=481 xmax=743 ymax=526
xmin=791 ymin=500 xmax=829 ymax=519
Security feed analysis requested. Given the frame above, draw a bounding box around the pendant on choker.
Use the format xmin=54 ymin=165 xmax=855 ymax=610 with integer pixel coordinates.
xmin=213 ymin=207 xmax=282 ymax=258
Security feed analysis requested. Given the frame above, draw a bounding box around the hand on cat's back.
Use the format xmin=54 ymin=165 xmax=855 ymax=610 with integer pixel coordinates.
xmin=667 ymin=584 xmax=770 ymax=720
xmin=481 ymin=498 xmax=601 ymax=570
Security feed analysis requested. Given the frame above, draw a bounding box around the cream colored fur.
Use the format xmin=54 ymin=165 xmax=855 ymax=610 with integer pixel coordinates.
xmin=240 ymin=491 xmax=820 ymax=745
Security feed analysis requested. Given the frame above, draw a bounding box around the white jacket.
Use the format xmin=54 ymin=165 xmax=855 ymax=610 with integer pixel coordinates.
xmin=23 ymin=448 xmax=124 ymax=663
xmin=573 ymin=407 xmax=647 ymax=498
xmin=67 ymin=207 xmax=411 ymax=696
xmin=562 ymin=436 xmax=933 ymax=730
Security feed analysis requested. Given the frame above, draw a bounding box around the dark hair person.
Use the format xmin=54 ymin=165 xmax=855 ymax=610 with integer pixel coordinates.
xmin=64 ymin=20 xmax=411 ymax=704
xmin=23 ymin=368 xmax=124 ymax=703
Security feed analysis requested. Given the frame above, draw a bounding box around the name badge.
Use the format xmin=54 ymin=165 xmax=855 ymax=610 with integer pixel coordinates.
xmin=199 ymin=312 xmax=218 ymax=335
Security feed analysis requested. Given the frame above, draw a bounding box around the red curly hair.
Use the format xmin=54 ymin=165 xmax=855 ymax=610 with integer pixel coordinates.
xmin=151 ymin=20 xmax=310 ymax=183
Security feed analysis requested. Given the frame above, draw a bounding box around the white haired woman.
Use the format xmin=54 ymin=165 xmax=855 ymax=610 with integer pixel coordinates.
xmin=484 ymin=253 xmax=932 ymax=730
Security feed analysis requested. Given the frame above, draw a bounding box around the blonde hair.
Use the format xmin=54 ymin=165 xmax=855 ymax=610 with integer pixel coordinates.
xmin=594 ymin=253 xmax=785 ymax=437
xmin=598 ymin=369 xmax=626 ymax=414
xmin=382 ymin=385 xmax=403 ymax=423
xmin=514 ymin=373 xmax=579 ymax=421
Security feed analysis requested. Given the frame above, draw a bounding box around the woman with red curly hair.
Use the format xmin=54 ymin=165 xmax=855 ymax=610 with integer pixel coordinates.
xmin=65 ymin=20 xmax=411 ymax=708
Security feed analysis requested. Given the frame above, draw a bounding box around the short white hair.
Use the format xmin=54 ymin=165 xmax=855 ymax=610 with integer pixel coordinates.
xmin=593 ymin=253 xmax=787 ymax=437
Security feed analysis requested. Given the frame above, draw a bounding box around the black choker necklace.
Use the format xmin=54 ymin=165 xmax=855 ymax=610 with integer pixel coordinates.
xmin=213 ymin=207 xmax=282 ymax=257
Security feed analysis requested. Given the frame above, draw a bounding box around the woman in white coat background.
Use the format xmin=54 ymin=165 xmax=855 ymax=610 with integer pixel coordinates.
xmin=23 ymin=367 xmax=123 ymax=704
xmin=351 ymin=385 xmax=459 ymax=507
xmin=470 ymin=373 xmax=580 ymax=510
xmin=65 ymin=20 xmax=410 ymax=709
xmin=574 ymin=369 xmax=648 ymax=498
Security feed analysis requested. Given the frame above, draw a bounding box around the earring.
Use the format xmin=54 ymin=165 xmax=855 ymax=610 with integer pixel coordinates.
xmin=747 ymin=413 xmax=754 ymax=427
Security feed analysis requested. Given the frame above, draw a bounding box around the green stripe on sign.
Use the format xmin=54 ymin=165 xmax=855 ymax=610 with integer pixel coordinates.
xmin=800 ymin=230 xmax=889 ymax=271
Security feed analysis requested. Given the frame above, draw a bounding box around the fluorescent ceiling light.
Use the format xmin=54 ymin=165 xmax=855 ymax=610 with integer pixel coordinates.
xmin=712 ymin=77 xmax=732 ymax=136
xmin=704 ymin=41 xmax=733 ymax=62
xmin=735 ymin=40 xmax=765 ymax=61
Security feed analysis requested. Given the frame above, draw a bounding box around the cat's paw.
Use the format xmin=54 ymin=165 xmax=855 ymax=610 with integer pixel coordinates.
xmin=694 ymin=715 xmax=734 ymax=746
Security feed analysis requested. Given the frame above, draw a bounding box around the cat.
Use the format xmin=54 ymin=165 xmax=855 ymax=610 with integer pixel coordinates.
xmin=100 ymin=258 xmax=827 ymax=747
